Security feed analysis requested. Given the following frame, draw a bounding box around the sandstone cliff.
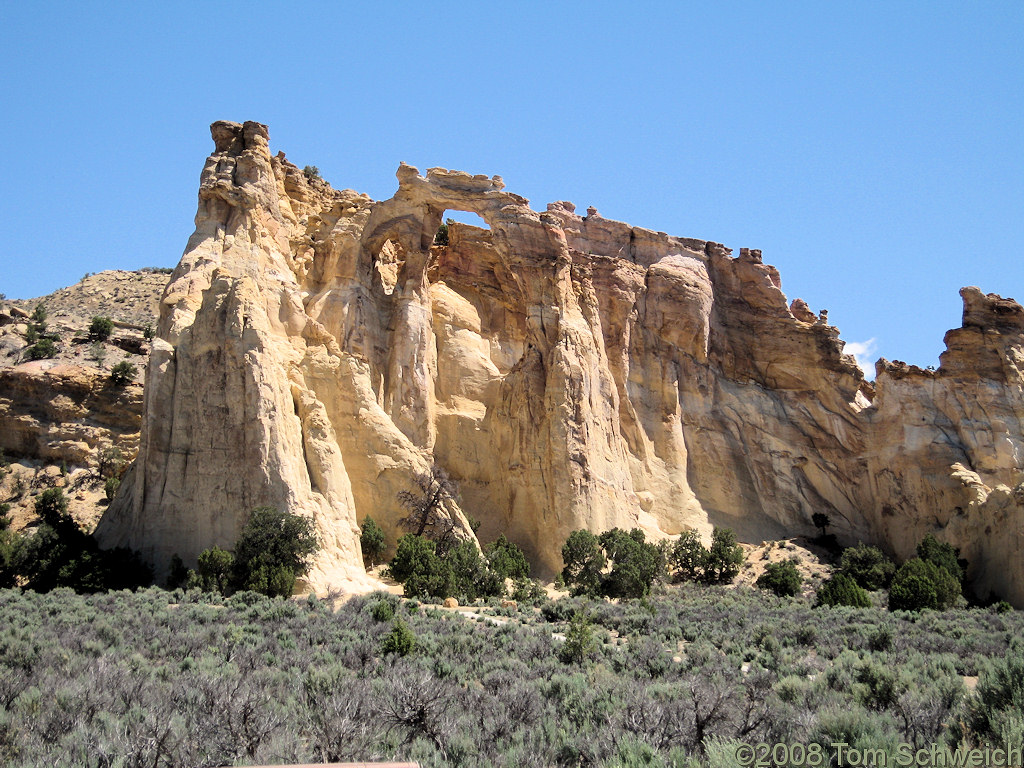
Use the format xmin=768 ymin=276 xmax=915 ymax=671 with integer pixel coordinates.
xmin=97 ymin=121 xmax=1024 ymax=602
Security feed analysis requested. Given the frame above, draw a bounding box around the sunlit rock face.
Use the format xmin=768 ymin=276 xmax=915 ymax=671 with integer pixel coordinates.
xmin=98 ymin=121 xmax=1023 ymax=602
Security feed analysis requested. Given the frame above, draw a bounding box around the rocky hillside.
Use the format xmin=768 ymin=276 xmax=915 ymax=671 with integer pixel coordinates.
xmin=93 ymin=120 xmax=1023 ymax=603
xmin=0 ymin=270 xmax=167 ymax=531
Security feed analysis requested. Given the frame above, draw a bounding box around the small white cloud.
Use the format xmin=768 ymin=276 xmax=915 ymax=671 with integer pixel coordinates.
xmin=844 ymin=338 xmax=878 ymax=379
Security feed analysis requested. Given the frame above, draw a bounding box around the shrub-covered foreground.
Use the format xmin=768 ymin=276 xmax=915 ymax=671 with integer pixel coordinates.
xmin=0 ymin=586 xmax=1021 ymax=767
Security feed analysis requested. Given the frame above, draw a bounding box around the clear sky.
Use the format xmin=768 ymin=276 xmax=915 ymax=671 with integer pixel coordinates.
xmin=1 ymin=1 xmax=1020 ymax=373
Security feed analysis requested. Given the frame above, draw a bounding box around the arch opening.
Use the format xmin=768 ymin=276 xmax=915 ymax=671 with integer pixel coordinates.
xmin=431 ymin=209 xmax=491 ymax=248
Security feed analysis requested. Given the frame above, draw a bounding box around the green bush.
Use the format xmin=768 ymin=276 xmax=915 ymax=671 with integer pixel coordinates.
xmin=302 ymin=165 xmax=321 ymax=181
xmin=195 ymin=546 xmax=234 ymax=593
xmin=230 ymin=507 xmax=318 ymax=597
xmin=756 ymin=559 xmax=803 ymax=597
xmin=968 ymin=648 xmax=1024 ymax=743
xmin=447 ymin=539 xmax=502 ymax=601
xmin=840 ymin=543 xmax=896 ymax=591
xmin=371 ymin=599 xmax=395 ymax=623
xmin=816 ymin=573 xmax=872 ymax=607
xmin=88 ymin=316 xmax=114 ymax=342
xmin=381 ymin=618 xmax=416 ymax=656
xmin=109 ymin=360 xmax=137 ymax=386
xmin=558 ymin=610 xmax=596 ymax=664
xmin=30 ymin=303 xmax=47 ymax=325
xmin=25 ymin=338 xmax=57 ymax=360
xmin=103 ymin=476 xmax=120 ymax=501
xmin=485 ymin=534 xmax=530 ymax=581
xmin=388 ymin=534 xmax=455 ymax=599
xmin=704 ymin=527 xmax=744 ymax=584
xmin=559 ymin=528 xmax=664 ymax=599
xmin=670 ymin=530 xmax=707 ymax=582
xmin=0 ymin=526 xmax=21 ymax=588
xmin=888 ymin=558 xmax=960 ymax=611
xmin=360 ymin=515 xmax=386 ymax=567
xmin=15 ymin=489 xmax=151 ymax=592
xmin=916 ymin=533 xmax=965 ymax=584
xmin=35 ymin=487 xmax=72 ymax=528
xmin=560 ymin=530 xmax=606 ymax=598
xmin=598 ymin=528 xmax=663 ymax=599
xmin=433 ymin=218 xmax=455 ymax=246
xmin=511 ymin=577 xmax=547 ymax=605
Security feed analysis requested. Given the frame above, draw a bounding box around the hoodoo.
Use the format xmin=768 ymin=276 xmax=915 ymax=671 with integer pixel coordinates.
xmin=97 ymin=121 xmax=1024 ymax=602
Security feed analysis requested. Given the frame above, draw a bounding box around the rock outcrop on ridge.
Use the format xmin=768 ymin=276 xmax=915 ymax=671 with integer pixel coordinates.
xmin=96 ymin=121 xmax=1024 ymax=601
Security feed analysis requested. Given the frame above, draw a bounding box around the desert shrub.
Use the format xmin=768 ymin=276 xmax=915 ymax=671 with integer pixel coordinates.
xmin=359 ymin=515 xmax=386 ymax=567
xmin=559 ymin=610 xmax=596 ymax=664
xmin=88 ymin=341 xmax=106 ymax=366
xmin=302 ymin=165 xmax=321 ymax=181
xmin=0 ymin=564 xmax=1019 ymax=766
xmin=17 ymin=492 xmax=152 ymax=593
xmin=381 ymin=618 xmax=416 ymax=656
xmin=889 ymin=558 xmax=961 ymax=612
xmin=704 ymin=527 xmax=744 ymax=584
xmin=371 ymin=599 xmax=395 ymax=623
xmin=756 ymin=559 xmax=803 ymax=597
xmin=103 ymin=476 xmax=120 ymax=501
xmin=87 ymin=316 xmax=114 ymax=342
xmin=0 ymin=528 xmax=21 ymax=588
xmin=109 ymin=360 xmax=137 ymax=386
xmin=25 ymin=338 xmax=57 ymax=360
xmin=195 ymin=546 xmax=234 ymax=593
xmin=817 ymin=573 xmax=872 ymax=608
xmin=511 ymin=578 xmax=547 ymax=606
xmin=35 ymin=487 xmax=71 ymax=528
xmin=561 ymin=530 xmax=606 ymax=598
xmin=388 ymin=534 xmax=454 ymax=599
xmin=599 ymin=528 xmax=664 ymax=599
xmin=840 ymin=542 xmax=896 ymax=590
xmin=30 ymin=303 xmax=47 ymax=325
xmin=485 ymin=534 xmax=530 ymax=581
xmin=968 ymin=648 xmax=1024 ymax=744
xmin=669 ymin=529 xmax=707 ymax=582
xmin=97 ymin=445 xmax=125 ymax=479
xmin=446 ymin=539 xmax=502 ymax=601
xmin=916 ymin=533 xmax=966 ymax=584
xmin=230 ymin=507 xmax=318 ymax=598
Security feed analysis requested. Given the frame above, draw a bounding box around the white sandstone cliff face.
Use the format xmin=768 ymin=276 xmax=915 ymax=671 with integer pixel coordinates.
xmin=98 ymin=121 xmax=1024 ymax=602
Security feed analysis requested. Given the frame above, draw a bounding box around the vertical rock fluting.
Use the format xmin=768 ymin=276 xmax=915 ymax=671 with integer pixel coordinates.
xmin=99 ymin=122 xmax=1024 ymax=602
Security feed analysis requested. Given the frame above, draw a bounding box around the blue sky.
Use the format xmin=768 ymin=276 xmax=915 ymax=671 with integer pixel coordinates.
xmin=1 ymin=1 xmax=1020 ymax=372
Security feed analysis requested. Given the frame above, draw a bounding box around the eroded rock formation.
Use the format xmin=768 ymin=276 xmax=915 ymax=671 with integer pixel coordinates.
xmin=97 ymin=121 xmax=1024 ymax=601
xmin=0 ymin=364 xmax=142 ymax=468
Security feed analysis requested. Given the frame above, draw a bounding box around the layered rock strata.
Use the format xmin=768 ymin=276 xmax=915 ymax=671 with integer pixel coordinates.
xmin=97 ymin=121 xmax=1024 ymax=601
xmin=0 ymin=364 xmax=143 ymax=468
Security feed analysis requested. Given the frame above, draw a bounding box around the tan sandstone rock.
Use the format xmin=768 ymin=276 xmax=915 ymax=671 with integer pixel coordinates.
xmin=97 ymin=121 xmax=1024 ymax=603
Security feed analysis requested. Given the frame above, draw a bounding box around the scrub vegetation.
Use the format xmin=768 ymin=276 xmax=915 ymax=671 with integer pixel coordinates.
xmin=0 ymin=584 xmax=1019 ymax=767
